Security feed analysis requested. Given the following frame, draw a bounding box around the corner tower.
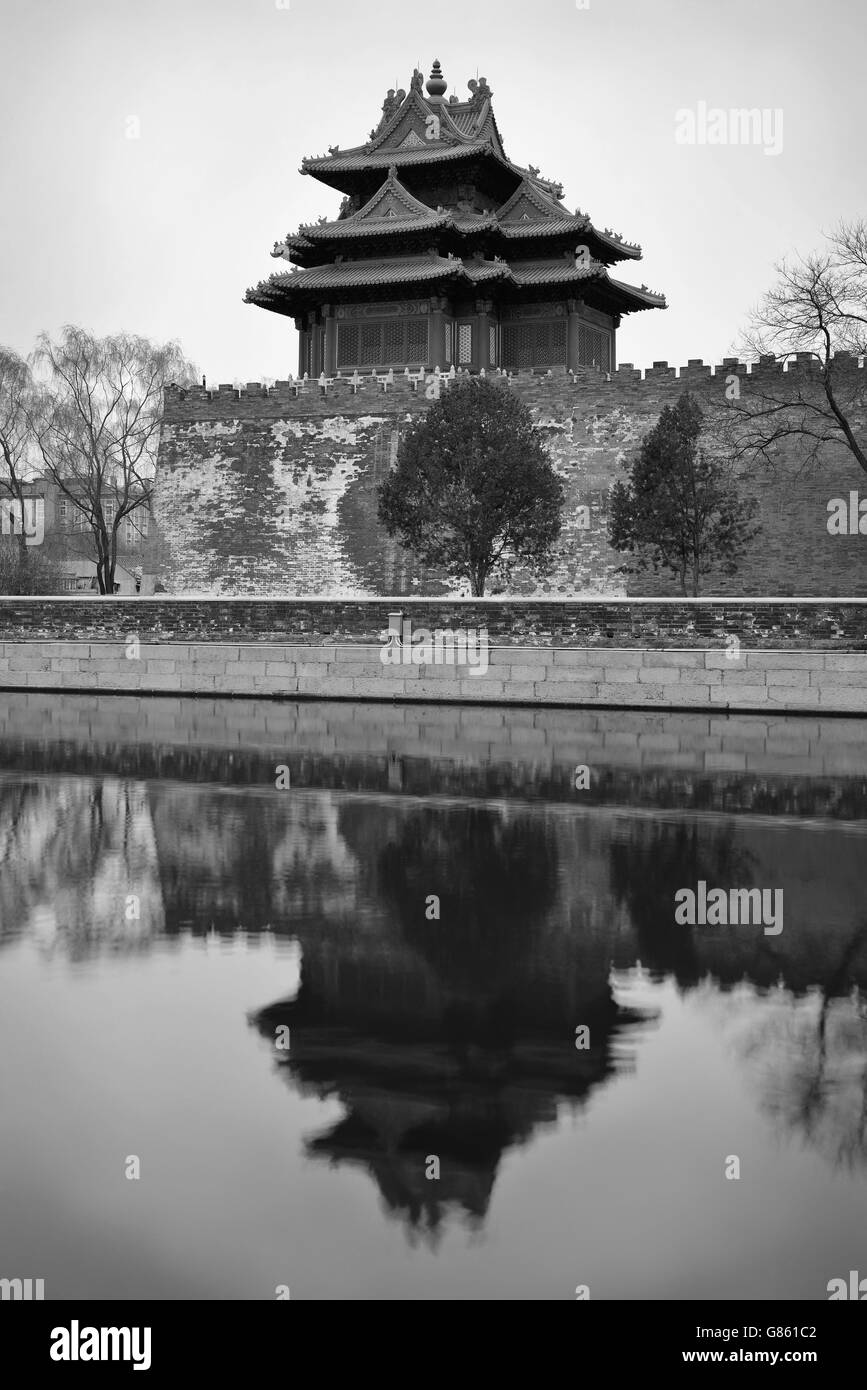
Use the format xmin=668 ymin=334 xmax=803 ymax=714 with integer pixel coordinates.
xmin=245 ymin=61 xmax=666 ymax=376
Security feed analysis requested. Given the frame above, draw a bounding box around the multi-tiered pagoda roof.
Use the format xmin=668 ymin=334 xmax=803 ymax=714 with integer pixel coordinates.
xmin=245 ymin=62 xmax=666 ymax=375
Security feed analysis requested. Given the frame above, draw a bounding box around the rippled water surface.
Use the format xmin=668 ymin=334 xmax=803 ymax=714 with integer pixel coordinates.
xmin=1 ymin=695 xmax=865 ymax=1299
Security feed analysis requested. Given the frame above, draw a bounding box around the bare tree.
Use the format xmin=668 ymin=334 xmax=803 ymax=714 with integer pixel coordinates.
xmin=0 ymin=348 xmax=41 ymax=590
xmin=729 ymin=221 xmax=867 ymax=476
xmin=29 ymin=326 xmax=195 ymax=594
xmin=738 ymin=920 xmax=867 ymax=1171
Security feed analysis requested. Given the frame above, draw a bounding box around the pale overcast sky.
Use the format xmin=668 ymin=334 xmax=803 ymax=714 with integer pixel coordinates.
xmin=1 ymin=0 xmax=863 ymax=381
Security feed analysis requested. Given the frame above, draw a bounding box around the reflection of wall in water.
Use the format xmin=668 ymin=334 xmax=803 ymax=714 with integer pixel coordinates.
xmin=4 ymin=777 xmax=866 ymax=1001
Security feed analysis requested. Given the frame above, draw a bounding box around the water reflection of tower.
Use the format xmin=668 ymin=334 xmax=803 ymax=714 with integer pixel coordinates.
xmin=251 ymin=800 xmax=654 ymax=1238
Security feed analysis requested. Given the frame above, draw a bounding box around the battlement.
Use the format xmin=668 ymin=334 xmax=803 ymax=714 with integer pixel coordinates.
xmin=162 ymin=353 xmax=866 ymax=423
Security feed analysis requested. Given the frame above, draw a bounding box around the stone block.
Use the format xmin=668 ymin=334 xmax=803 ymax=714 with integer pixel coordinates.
xmin=638 ymin=667 xmax=686 ymax=684
xmin=545 ymin=664 xmax=604 ymax=682
xmin=746 ymin=652 xmax=820 ymax=669
xmin=541 ymin=681 xmax=600 ymax=702
xmin=810 ymin=668 xmax=867 ymax=687
xmin=598 ymin=650 xmax=644 ymax=667
xmin=710 ymin=686 xmax=769 ymax=706
xmin=766 ymin=686 xmax=822 ymax=706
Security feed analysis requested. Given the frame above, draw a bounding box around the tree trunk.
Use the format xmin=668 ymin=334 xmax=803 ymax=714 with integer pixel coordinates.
xmin=14 ymin=530 xmax=28 ymax=595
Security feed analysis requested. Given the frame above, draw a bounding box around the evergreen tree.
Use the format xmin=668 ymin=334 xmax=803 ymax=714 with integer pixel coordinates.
xmin=609 ymin=391 xmax=760 ymax=595
xmin=378 ymin=377 xmax=564 ymax=596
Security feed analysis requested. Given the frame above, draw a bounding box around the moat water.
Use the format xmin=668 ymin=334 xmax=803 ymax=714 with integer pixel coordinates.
xmin=1 ymin=694 xmax=865 ymax=1300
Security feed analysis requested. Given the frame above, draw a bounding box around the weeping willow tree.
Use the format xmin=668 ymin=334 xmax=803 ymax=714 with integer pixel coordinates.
xmin=29 ymin=326 xmax=195 ymax=593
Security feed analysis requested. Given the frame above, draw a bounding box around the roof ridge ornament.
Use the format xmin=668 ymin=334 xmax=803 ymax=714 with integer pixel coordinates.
xmin=467 ymin=75 xmax=492 ymax=106
xmin=426 ymin=59 xmax=447 ymax=100
xmin=371 ymin=86 xmax=406 ymax=141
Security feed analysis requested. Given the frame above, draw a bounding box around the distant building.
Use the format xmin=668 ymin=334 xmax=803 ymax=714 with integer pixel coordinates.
xmin=2 ymin=476 xmax=158 ymax=594
xmin=245 ymin=60 xmax=666 ymax=376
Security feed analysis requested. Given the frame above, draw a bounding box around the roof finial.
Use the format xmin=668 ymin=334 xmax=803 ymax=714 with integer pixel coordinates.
xmin=426 ymin=59 xmax=447 ymax=100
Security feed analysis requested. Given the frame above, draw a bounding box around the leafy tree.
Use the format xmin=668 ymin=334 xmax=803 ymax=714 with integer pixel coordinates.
xmin=378 ymin=376 xmax=565 ymax=596
xmin=608 ymin=390 xmax=760 ymax=596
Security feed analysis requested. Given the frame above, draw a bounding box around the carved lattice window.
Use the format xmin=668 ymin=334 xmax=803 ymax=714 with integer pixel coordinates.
xmin=503 ymin=324 xmax=534 ymax=368
xmin=489 ymin=325 xmax=497 ymax=366
xmin=578 ymin=325 xmax=611 ymax=371
xmin=406 ymin=319 xmax=428 ymax=364
xmin=502 ymin=320 xmax=566 ymax=368
xmin=337 ymin=318 xmax=429 ymax=368
xmin=360 ymin=324 xmax=380 ymax=365
xmin=337 ymin=324 xmax=359 ymax=367
xmin=382 ymin=321 xmax=404 ymax=365
xmin=536 ymin=323 xmax=554 ymax=362
xmin=458 ymin=324 xmax=473 ymax=364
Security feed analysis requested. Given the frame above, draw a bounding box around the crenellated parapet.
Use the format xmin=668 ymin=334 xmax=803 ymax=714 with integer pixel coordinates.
xmin=162 ymin=353 xmax=866 ymax=423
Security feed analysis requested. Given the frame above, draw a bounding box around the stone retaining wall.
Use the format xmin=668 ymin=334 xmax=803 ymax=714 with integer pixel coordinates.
xmin=1 ymin=639 xmax=866 ymax=713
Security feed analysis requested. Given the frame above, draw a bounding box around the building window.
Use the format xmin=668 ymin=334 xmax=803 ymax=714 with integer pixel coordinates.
xmin=360 ymin=323 xmax=379 ymax=364
xmin=337 ymin=319 xmax=429 ymax=369
xmin=502 ymin=319 xmax=567 ymax=369
xmin=489 ymin=325 xmax=498 ymax=367
xmin=59 ymin=497 xmax=68 ymax=523
xmin=444 ymin=322 xmax=452 ymax=364
xmin=577 ymin=324 xmax=611 ymax=372
xmin=61 ymin=577 xmax=76 ymax=592
xmin=104 ymin=499 xmax=116 ymax=524
xmin=458 ymin=323 xmax=472 ymax=365
xmin=74 ymin=507 xmax=88 ymax=531
xmin=337 ymin=324 xmax=358 ymax=365
xmin=382 ymin=320 xmax=404 ymax=364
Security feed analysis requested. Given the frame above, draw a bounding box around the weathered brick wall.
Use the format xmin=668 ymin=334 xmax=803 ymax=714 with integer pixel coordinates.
xmin=1 ymin=596 xmax=866 ymax=646
xmin=155 ymin=360 xmax=867 ymax=598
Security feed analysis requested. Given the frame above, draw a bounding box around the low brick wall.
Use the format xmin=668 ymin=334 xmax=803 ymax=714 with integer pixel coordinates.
xmin=1 ymin=639 xmax=866 ymax=713
xmin=1 ymin=597 xmax=866 ymax=647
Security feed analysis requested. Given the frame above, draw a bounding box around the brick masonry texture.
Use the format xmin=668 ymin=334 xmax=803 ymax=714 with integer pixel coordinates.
xmin=2 ymin=597 xmax=867 ymax=645
xmin=1 ymin=637 xmax=866 ymax=713
xmin=155 ymin=361 xmax=867 ymax=598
